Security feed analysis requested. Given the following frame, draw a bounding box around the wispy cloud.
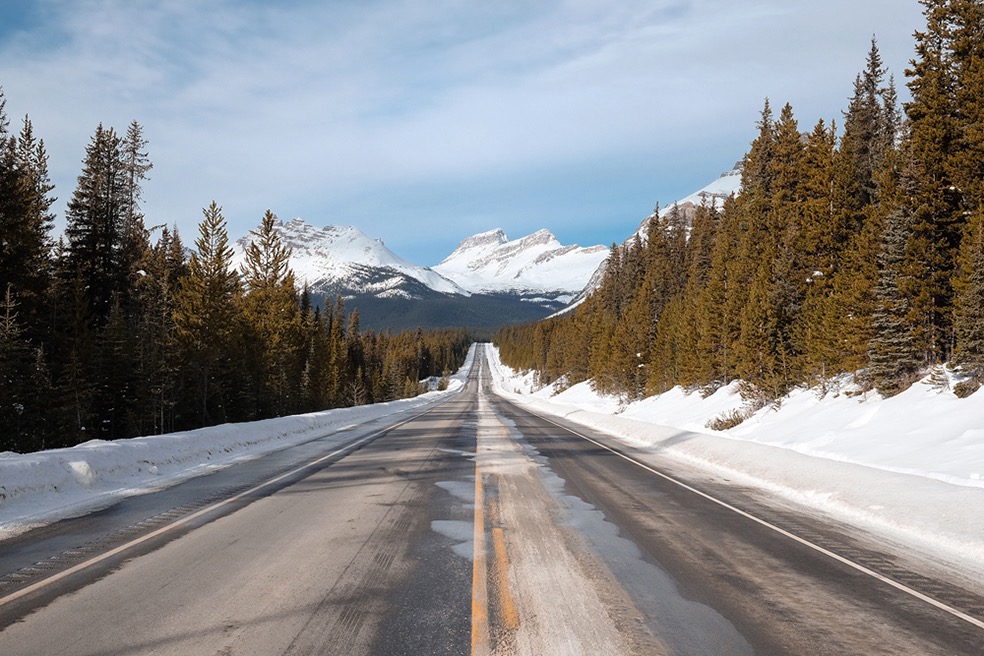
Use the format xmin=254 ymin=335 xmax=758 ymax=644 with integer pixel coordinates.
xmin=0 ymin=0 xmax=925 ymax=262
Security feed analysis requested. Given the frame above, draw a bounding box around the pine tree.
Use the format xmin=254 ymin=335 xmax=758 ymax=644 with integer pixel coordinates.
xmin=840 ymin=38 xmax=899 ymax=212
xmin=869 ymin=208 xmax=921 ymax=395
xmin=947 ymin=0 xmax=984 ymax=209
xmin=952 ymin=208 xmax=984 ymax=390
xmin=0 ymin=282 xmax=52 ymax=452
xmin=900 ymin=0 xmax=966 ymax=364
xmin=0 ymin=286 xmax=33 ymax=451
xmin=695 ymin=195 xmax=742 ymax=389
xmin=173 ymin=202 xmax=242 ymax=426
xmin=796 ymin=120 xmax=842 ymax=381
xmin=0 ymin=99 xmax=55 ymax=336
xmin=133 ymin=226 xmax=187 ymax=433
xmin=118 ymin=120 xmax=153 ymax=300
xmin=98 ymin=295 xmax=138 ymax=439
xmin=121 ymin=121 xmax=152 ymax=233
xmin=674 ymin=199 xmax=720 ymax=389
xmin=300 ymin=306 xmax=330 ymax=411
xmin=239 ymin=210 xmax=303 ymax=417
xmin=50 ymin=277 xmax=99 ymax=445
xmin=733 ymin=102 xmax=805 ymax=399
xmin=63 ymin=124 xmax=127 ymax=324
xmin=323 ymin=295 xmax=349 ymax=407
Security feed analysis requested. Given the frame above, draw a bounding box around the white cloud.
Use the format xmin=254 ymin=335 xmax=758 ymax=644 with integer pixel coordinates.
xmin=0 ymin=0 xmax=926 ymax=260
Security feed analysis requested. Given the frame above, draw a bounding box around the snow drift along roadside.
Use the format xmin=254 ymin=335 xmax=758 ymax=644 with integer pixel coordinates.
xmin=0 ymin=348 xmax=474 ymax=538
xmin=484 ymin=346 xmax=984 ymax=579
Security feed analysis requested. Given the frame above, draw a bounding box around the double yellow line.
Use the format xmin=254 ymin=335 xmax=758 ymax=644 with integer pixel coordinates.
xmin=471 ymin=464 xmax=519 ymax=655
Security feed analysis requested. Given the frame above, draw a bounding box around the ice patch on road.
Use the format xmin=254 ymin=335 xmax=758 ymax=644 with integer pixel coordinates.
xmin=431 ymin=519 xmax=474 ymax=560
xmin=435 ymin=480 xmax=474 ymax=503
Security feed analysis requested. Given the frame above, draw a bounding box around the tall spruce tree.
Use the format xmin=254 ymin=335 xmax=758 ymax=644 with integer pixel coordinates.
xmin=869 ymin=208 xmax=921 ymax=395
xmin=119 ymin=120 xmax=153 ymax=298
xmin=0 ymin=97 xmax=55 ymax=336
xmin=900 ymin=0 xmax=966 ymax=365
xmin=133 ymin=226 xmax=187 ymax=433
xmin=947 ymin=0 xmax=984 ymax=209
xmin=63 ymin=124 xmax=127 ymax=324
xmin=239 ymin=210 xmax=303 ymax=417
xmin=952 ymin=207 xmax=984 ymax=389
xmin=0 ymin=286 xmax=33 ymax=451
xmin=173 ymin=202 xmax=242 ymax=426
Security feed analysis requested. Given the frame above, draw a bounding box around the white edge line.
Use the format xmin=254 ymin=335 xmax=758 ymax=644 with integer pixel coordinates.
xmin=0 ymin=404 xmax=444 ymax=609
xmin=525 ymin=407 xmax=984 ymax=632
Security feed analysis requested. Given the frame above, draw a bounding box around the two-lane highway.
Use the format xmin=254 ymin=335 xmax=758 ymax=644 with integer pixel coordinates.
xmin=1 ymin=344 xmax=982 ymax=654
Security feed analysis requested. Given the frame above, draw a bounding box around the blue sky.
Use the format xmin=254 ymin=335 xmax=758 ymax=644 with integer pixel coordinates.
xmin=0 ymin=0 xmax=925 ymax=264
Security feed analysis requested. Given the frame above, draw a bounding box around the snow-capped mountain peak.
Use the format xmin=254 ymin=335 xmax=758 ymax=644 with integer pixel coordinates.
xmin=434 ymin=228 xmax=608 ymax=300
xmin=450 ymin=228 xmax=509 ymax=253
xmin=233 ymin=218 xmax=468 ymax=299
xmin=567 ymin=163 xmax=745 ymax=312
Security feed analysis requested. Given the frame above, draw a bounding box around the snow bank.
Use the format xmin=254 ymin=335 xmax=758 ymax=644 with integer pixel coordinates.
xmin=485 ymin=347 xmax=984 ymax=577
xmin=0 ymin=347 xmax=475 ymax=537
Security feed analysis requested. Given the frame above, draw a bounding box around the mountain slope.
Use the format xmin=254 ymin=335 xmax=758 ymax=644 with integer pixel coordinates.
xmin=569 ymin=164 xmax=743 ymax=308
xmin=232 ymin=219 xmax=467 ymax=299
xmin=433 ymin=228 xmax=609 ymax=304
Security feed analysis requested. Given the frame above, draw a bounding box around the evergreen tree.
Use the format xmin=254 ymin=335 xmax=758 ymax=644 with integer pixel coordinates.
xmin=0 ymin=98 xmax=55 ymax=336
xmin=952 ymin=207 xmax=984 ymax=389
xmin=900 ymin=0 xmax=966 ymax=364
xmin=121 ymin=121 xmax=152 ymax=233
xmin=118 ymin=120 xmax=153 ymax=300
xmin=869 ymin=208 xmax=921 ymax=395
xmin=796 ymin=120 xmax=842 ymax=381
xmin=239 ymin=210 xmax=303 ymax=417
xmin=732 ymin=102 xmax=805 ymax=399
xmin=947 ymin=0 xmax=984 ymax=209
xmin=0 ymin=286 xmax=33 ymax=451
xmin=133 ymin=226 xmax=187 ymax=433
xmin=63 ymin=124 xmax=127 ymax=324
xmin=98 ymin=295 xmax=138 ymax=439
xmin=840 ymin=38 xmax=900 ymax=213
xmin=50 ymin=277 xmax=99 ymax=445
xmin=173 ymin=202 xmax=242 ymax=426
xmin=673 ymin=198 xmax=720 ymax=389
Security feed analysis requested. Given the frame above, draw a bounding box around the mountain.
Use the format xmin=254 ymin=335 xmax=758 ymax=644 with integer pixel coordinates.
xmin=433 ymin=228 xmax=609 ymax=305
xmin=229 ymin=166 xmax=740 ymax=330
xmin=232 ymin=219 xmax=467 ymax=300
xmin=567 ymin=164 xmax=744 ymax=309
xmin=667 ymin=163 xmax=742 ymax=215
xmin=232 ymin=219 xmax=607 ymax=331
xmin=627 ymin=163 xmax=743 ymax=242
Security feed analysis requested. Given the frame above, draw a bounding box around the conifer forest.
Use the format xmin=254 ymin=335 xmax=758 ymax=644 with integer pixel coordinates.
xmin=2 ymin=1 xmax=983 ymax=454
xmin=496 ymin=1 xmax=984 ymax=411
xmin=0 ymin=110 xmax=471 ymax=453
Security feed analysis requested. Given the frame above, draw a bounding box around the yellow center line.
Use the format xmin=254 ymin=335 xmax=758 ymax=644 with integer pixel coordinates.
xmin=471 ymin=464 xmax=490 ymax=656
xmin=491 ymin=524 xmax=520 ymax=631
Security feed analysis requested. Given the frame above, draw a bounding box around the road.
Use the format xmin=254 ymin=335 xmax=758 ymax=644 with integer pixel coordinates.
xmin=1 ymin=344 xmax=982 ymax=654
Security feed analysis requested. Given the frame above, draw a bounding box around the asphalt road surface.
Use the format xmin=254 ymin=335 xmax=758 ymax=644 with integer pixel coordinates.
xmin=1 ymin=345 xmax=982 ymax=655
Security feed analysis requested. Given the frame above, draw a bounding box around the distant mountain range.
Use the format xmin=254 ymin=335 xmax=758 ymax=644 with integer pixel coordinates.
xmin=231 ymin=165 xmax=742 ymax=331
xmin=231 ymin=220 xmax=609 ymax=331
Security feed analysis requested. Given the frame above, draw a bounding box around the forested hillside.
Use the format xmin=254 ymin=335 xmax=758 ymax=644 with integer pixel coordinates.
xmin=497 ymin=1 xmax=984 ymax=410
xmin=0 ymin=104 xmax=471 ymax=454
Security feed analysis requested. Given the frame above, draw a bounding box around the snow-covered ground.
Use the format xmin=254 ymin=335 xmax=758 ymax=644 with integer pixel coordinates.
xmin=485 ymin=347 xmax=984 ymax=583
xmin=0 ymin=349 xmax=475 ymax=540
xmin=4 ymin=342 xmax=982 ymax=587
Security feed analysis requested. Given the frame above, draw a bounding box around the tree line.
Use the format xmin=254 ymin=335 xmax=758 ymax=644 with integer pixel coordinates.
xmin=0 ymin=97 xmax=471 ymax=454
xmin=496 ymin=0 xmax=984 ymax=412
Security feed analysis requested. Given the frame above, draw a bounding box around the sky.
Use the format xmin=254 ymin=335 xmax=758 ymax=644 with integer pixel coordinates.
xmin=0 ymin=0 xmax=926 ymax=265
